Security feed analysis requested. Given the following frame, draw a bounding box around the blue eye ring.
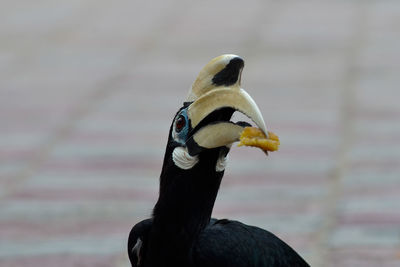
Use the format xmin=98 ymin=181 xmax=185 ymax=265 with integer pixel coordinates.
xmin=172 ymin=108 xmax=190 ymax=145
xmin=175 ymin=115 xmax=186 ymax=133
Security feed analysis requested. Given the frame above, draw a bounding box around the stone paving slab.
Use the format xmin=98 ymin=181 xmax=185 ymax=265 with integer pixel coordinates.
xmin=1 ymin=0 xmax=400 ymax=266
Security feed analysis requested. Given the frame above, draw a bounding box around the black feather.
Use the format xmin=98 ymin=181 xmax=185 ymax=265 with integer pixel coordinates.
xmin=195 ymin=219 xmax=309 ymax=267
xmin=128 ymin=219 xmax=309 ymax=267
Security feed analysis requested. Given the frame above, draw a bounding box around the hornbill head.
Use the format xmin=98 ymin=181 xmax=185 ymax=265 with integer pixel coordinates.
xmin=164 ymin=54 xmax=276 ymax=173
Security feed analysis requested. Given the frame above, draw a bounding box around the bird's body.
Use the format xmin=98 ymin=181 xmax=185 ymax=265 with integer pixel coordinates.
xmin=128 ymin=55 xmax=309 ymax=267
xmin=130 ymin=218 xmax=308 ymax=267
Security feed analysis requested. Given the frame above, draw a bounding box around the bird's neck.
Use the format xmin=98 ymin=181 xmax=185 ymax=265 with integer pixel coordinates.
xmin=147 ymin=148 xmax=224 ymax=265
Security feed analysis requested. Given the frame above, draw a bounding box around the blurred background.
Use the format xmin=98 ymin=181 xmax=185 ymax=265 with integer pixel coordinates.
xmin=1 ymin=0 xmax=399 ymax=266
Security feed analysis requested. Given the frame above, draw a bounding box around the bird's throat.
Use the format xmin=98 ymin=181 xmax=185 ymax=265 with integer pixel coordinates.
xmin=147 ymin=148 xmax=225 ymax=265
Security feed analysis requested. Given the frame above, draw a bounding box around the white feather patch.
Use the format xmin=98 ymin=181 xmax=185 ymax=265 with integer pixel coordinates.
xmin=172 ymin=147 xmax=199 ymax=170
xmin=132 ymin=238 xmax=142 ymax=264
xmin=216 ymin=154 xmax=228 ymax=172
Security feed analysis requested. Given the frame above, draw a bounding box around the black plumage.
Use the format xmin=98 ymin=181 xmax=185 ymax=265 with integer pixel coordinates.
xmin=128 ymin=55 xmax=310 ymax=267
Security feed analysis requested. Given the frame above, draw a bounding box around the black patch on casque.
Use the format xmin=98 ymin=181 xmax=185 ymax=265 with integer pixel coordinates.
xmin=212 ymin=57 xmax=244 ymax=86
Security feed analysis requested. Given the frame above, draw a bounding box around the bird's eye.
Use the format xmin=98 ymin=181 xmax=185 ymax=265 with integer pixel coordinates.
xmin=175 ymin=115 xmax=186 ymax=132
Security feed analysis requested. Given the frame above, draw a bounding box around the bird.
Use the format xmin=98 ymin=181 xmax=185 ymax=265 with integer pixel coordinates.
xmin=128 ymin=55 xmax=310 ymax=267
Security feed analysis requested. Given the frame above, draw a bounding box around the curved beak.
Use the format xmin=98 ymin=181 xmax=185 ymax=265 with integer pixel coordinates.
xmin=184 ymin=55 xmax=270 ymax=155
xmin=187 ymin=87 xmax=268 ymax=152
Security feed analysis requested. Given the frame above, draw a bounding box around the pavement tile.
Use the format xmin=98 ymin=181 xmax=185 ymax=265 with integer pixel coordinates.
xmin=0 ymin=254 xmax=118 ymax=267
xmin=1 ymin=0 xmax=400 ymax=266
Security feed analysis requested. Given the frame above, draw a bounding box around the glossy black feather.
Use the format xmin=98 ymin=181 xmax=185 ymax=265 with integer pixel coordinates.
xmin=194 ymin=219 xmax=309 ymax=267
xmin=128 ymin=218 xmax=309 ymax=267
xmin=128 ymin=219 xmax=152 ymax=266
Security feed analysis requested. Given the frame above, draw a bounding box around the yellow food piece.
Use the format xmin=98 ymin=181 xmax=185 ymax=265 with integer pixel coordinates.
xmin=238 ymin=127 xmax=280 ymax=152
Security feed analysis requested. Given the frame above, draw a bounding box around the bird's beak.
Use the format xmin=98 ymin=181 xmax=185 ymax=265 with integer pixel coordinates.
xmin=187 ymin=87 xmax=268 ymax=154
xmin=185 ymin=55 xmax=271 ymax=156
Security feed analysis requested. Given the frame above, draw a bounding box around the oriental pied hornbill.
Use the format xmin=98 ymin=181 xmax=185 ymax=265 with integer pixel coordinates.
xmin=128 ymin=55 xmax=309 ymax=267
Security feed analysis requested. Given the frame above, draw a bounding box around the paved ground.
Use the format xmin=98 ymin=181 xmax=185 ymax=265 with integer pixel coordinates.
xmin=1 ymin=0 xmax=400 ymax=266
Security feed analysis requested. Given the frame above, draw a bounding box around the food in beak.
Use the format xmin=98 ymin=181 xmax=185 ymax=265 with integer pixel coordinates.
xmin=238 ymin=127 xmax=280 ymax=152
